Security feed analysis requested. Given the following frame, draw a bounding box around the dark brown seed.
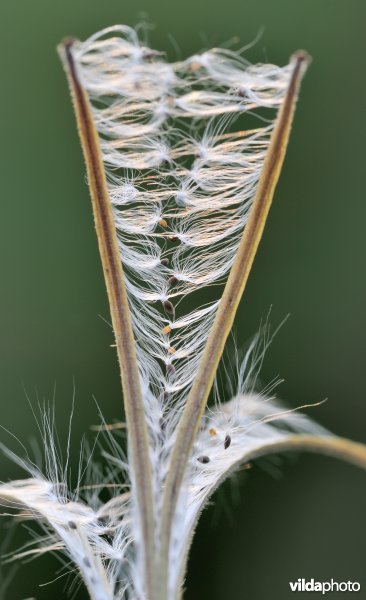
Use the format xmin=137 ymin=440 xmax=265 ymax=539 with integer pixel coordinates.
xmin=160 ymin=258 xmax=169 ymax=267
xmin=163 ymin=300 xmax=174 ymax=314
xmin=169 ymin=276 xmax=178 ymax=285
xmin=224 ymin=434 xmax=231 ymax=449
xmin=68 ymin=521 xmax=77 ymax=530
xmin=142 ymin=50 xmax=160 ymax=61
xmin=197 ymin=455 xmax=210 ymax=464
xmin=166 ymin=363 xmax=176 ymax=376
xmin=159 ymin=416 xmax=167 ymax=431
xmin=160 ymin=390 xmax=170 ymax=402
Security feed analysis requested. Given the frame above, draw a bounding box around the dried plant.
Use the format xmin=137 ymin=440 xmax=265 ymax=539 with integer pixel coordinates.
xmin=1 ymin=25 xmax=366 ymax=600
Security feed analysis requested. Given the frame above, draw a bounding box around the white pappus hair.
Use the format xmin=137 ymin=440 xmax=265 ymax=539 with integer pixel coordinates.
xmin=72 ymin=25 xmax=291 ymax=418
xmin=2 ymin=23 xmax=363 ymax=600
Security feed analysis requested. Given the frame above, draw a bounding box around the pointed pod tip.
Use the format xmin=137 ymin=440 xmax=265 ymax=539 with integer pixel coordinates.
xmin=57 ymin=37 xmax=78 ymax=64
xmin=291 ymin=50 xmax=312 ymax=71
xmin=59 ymin=36 xmax=78 ymax=50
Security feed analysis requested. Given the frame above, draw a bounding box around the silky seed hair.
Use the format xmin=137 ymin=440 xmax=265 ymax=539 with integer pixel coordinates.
xmin=2 ymin=24 xmax=362 ymax=600
xmin=0 ymin=26 xmax=305 ymax=599
xmin=66 ymin=27 xmax=312 ymax=597
xmin=72 ymin=24 xmax=292 ymax=440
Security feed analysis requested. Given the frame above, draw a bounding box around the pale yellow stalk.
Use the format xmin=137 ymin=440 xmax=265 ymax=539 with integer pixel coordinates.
xmin=58 ymin=39 xmax=155 ymax=599
xmin=155 ymin=51 xmax=310 ymax=600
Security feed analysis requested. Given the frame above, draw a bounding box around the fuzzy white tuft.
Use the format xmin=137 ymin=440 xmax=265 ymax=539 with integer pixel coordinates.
xmin=1 ymin=25 xmax=330 ymax=600
xmin=70 ymin=29 xmax=295 ymax=543
xmin=0 ymin=409 xmax=138 ymax=599
xmin=166 ymin=326 xmax=331 ymax=595
xmin=72 ymin=26 xmax=291 ymax=419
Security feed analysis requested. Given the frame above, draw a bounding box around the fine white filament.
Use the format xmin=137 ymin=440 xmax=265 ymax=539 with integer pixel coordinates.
xmin=0 ymin=25 xmax=344 ymax=600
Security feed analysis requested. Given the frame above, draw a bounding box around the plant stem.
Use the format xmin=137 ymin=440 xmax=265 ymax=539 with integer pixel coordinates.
xmin=156 ymin=51 xmax=310 ymax=600
xmin=58 ymin=39 xmax=155 ymax=598
xmin=174 ymin=434 xmax=366 ymax=600
xmin=240 ymin=434 xmax=366 ymax=469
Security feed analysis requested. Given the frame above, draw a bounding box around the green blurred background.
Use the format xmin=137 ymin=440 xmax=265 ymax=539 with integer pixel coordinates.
xmin=1 ymin=0 xmax=366 ymax=598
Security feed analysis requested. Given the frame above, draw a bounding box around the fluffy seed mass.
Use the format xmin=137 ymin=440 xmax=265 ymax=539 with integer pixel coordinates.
xmin=0 ymin=25 xmax=328 ymax=600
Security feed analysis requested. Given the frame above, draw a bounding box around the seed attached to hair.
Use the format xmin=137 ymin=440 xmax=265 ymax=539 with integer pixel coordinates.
xmin=159 ymin=416 xmax=167 ymax=431
xmin=166 ymin=363 xmax=176 ymax=376
xmin=224 ymin=434 xmax=231 ymax=449
xmin=190 ymin=61 xmax=201 ymax=72
xmin=208 ymin=428 xmax=217 ymax=437
xmin=175 ymin=192 xmax=186 ymax=208
xmin=168 ymin=346 xmax=176 ymax=354
xmin=238 ymin=87 xmax=248 ymax=98
xmin=163 ymin=300 xmax=174 ymax=314
xmin=159 ymin=218 xmax=168 ymax=228
xmin=162 ymin=325 xmax=172 ymax=335
xmin=169 ymin=276 xmax=179 ymax=285
xmin=197 ymin=455 xmax=210 ymax=464
xmin=160 ymin=258 xmax=169 ymax=267
xmin=168 ymin=235 xmax=178 ymax=242
xmin=68 ymin=520 xmax=77 ymax=530
xmin=142 ymin=50 xmax=159 ymax=61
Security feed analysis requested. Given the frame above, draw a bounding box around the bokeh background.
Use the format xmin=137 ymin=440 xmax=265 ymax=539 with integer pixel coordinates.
xmin=1 ymin=1 xmax=366 ymax=598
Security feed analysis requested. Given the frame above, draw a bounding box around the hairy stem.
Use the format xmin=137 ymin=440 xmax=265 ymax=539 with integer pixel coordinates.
xmin=156 ymin=51 xmax=310 ymax=600
xmin=58 ymin=39 xmax=155 ymax=598
xmin=241 ymin=434 xmax=366 ymax=469
xmin=174 ymin=434 xmax=366 ymax=600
